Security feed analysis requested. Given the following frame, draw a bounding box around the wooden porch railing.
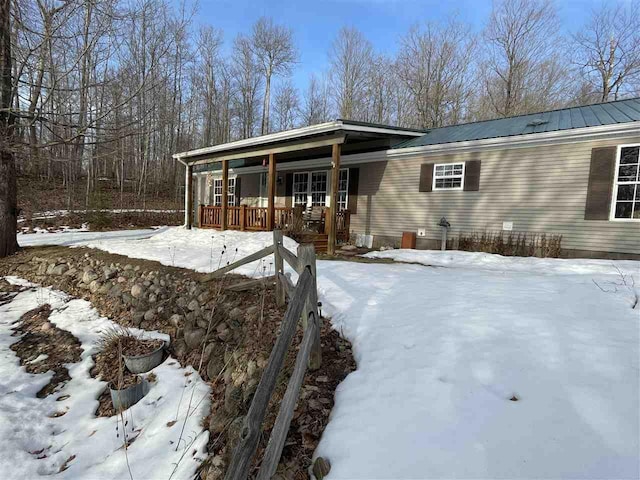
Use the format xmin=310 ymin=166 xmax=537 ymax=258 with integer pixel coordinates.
xmin=202 ymin=231 xmax=321 ymax=480
xmin=199 ymin=205 xmax=350 ymax=238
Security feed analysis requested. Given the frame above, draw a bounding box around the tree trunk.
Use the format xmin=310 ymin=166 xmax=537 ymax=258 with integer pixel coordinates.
xmin=0 ymin=0 xmax=17 ymax=257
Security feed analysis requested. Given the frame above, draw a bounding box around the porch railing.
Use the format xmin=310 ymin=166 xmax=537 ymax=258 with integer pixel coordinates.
xmin=198 ymin=205 xmax=350 ymax=237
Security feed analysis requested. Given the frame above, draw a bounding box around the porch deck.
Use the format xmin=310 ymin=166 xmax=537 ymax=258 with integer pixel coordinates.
xmin=198 ymin=205 xmax=350 ymax=252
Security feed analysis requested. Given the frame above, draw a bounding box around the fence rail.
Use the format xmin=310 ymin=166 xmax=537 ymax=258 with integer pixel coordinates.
xmin=204 ymin=230 xmax=321 ymax=480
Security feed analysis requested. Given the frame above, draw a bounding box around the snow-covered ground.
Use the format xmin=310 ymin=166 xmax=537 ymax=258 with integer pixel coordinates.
xmin=17 ymin=227 xmax=165 ymax=248
xmin=7 ymin=227 xmax=640 ymax=479
xmin=18 ymin=208 xmax=184 ymax=223
xmin=0 ymin=278 xmax=209 ymax=479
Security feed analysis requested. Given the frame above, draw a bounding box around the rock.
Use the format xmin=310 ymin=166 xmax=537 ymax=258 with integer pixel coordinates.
xmin=208 ymin=412 xmax=229 ymax=435
xmin=197 ymin=290 xmax=213 ymax=304
xmin=197 ymin=317 xmax=210 ymax=329
xmin=63 ymin=267 xmax=77 ymax=277
xmin=312 ymin=457 xmax=331 ymax=480
xmin=116 ymin=276 xmax=127 ymax=283
xmin=228 ymin=307 xmax=244 ymax=322
xmin=148 ymin=293 xmax=157 ymax=303
xmin=169 ymin=314 xmax=183 ymax=327
xmin=89 ymin=280 xmax=102 ymax=293
xmin=176 ymin=297 xmax=187 ymax=309
xmin=51 ymin=264 xmax=68 ymax=275
xmin=98 ymin=283 xmax=111 ymax=294
xmin=224 ymin=385 xmax=243 ymax=415
xmin=207 ymin=354 xmax=225 ymax=381
xmin=144 ymin=309 xmax=156 ymax=321
xmin=187 ymin=299 xmax=200 ymax=312
xmin=40 ymin=322 xmax=52 ymax=332
xmin=108 ymin=285 xmax=123 ymax=298
xmin=131 ymin=284 xmax=144 ymax=298
xmin=246 ymin=360 xmax=257 ymax=378
xmin=132 ymin=311 xmax=145 ymax=326
xmin=216 ymin=322 xmax=231 ymax=342
xmin=122 ymin=293 xmax=134 ymax=305
xmin=82 ymin=270 xmax=98 ymax=284
xmin=172 ymin=338 xmax=187 ymax=358
xmin=103 ymin=267 xmax=117 ymax=280
xmin=184 ymin=328 xmax=206 ymax=350
xmin=37 ymin=263 xmax=47 ymax=275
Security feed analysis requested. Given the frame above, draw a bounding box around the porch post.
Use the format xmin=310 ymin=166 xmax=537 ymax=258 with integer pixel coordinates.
xmin=184 ymin=163 xmax=193 ymax=229
xmin=221 ymin=159 xmax=229 ymax=230
xmin=267 ymin=153 xmax=276 ymax=230
xmin=327 ymin=143 xmax=341 ymax=255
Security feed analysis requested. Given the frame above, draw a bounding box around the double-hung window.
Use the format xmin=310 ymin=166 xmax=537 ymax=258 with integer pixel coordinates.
xmin=212 ymin=177 xmax=236 ymax=206
xmin=611 ymin=145 xmax=640 ymax=220
xmin=433 ymin=162 xmax=465 ymax=190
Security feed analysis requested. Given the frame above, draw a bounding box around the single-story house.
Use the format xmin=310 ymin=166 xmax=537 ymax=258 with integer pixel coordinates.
xmin=173 ymin=98 xmax=640 ymax=259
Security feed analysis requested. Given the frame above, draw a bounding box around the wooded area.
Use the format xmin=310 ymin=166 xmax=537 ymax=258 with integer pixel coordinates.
xmin=2 ymin=0 xmax=640 ymax=217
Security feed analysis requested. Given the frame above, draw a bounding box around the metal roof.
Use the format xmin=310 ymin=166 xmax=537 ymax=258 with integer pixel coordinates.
xmin=394 ymin=97 xmax=640 ymax=149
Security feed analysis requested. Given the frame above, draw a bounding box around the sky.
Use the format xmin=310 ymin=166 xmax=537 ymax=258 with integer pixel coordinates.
xmin=182 ymin=0 xmax=607 ymax=91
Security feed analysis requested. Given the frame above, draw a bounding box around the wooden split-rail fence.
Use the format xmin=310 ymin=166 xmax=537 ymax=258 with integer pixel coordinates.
xmin=203 ymin=229 xmax=322 ymax=480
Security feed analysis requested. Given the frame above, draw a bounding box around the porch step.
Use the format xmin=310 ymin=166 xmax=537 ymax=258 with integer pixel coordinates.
xmin=295 ymin=233 xmax=328 ymax=254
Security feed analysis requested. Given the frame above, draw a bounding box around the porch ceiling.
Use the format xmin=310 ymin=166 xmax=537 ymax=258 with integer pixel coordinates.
xmin=173 ymin=120 xmax=425 ymax=166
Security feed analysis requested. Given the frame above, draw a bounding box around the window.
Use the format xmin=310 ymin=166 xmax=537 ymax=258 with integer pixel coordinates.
xmin=293 ymin=172 xmax=309 ymax=207
xmin=290 ymin=169 xmax=348 ymax=209
xmin=611 ymin=145 xmax=640 ymax=220
xmin=337 ymin=169 xmax=349 ymax=210
xmin=212 ymin=177 xmax=236 ymax=206
xmin=433 ymin=162 xmax=465 ymax=190
xmin=310 ymin=172 xmax=328 ymax=206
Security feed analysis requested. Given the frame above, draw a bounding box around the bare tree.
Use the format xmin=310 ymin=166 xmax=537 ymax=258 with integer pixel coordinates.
xmin=301 ymin=72 xmax=332 ymax=126
xmin=329 ymin=27 xmax=373 ymax=120
xmin=233 ymin=35 xmax=262 ymax=139
xmin=251 ymin=17 xmax=297 ymax=135
xmin=481 ymin=0 xmax=565 ymax=117
xmin=572 ymin=2 xmax=640 ymax=101
xmin=271 ymin=79 xmax=299 ymax=132
xmin=397 ymin=20 xmax=474 ymax=128
xmin=1 ymin=0 xmax=17 ymax=257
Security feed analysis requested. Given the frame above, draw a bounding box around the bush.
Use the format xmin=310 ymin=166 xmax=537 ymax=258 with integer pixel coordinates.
xmin=457 ymin=231 xmax=562 ymax=258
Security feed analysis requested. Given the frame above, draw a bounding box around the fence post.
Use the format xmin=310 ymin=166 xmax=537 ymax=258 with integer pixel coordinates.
xmin=297 ymin=243 xmax=322 ymax=370
xmin=273 ymin=229 xmax=285 ymax=307
xmin=241 ymin=205 xmax=246 ymax=231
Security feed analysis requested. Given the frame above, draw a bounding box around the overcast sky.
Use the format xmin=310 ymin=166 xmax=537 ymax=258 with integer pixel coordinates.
xmin=183 ymin=0 xmax=607 ymax=91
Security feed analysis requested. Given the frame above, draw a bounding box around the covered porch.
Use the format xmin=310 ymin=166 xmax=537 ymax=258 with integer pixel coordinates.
xmin=173 ymin=120 xmax=424 ymax=253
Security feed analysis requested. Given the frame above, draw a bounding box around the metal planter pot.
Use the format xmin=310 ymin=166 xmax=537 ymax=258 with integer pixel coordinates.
xmin=109 ymin=378 xmax=149 ymax=412
xmin=122 ymin=342 xmax=166 ymax=374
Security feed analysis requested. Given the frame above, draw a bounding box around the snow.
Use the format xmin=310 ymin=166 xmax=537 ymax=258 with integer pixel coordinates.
xmin=0 ymin=278 xmax=210 ymax=479
xmin=78 ymin=227 xmax=299 ymax=277
xmin=10 ymin=227 xmax=640 ymax=478
xmin=18 ymin=208 xmax=184 ymax=223
xmin=365 ymin=248 xmax=640 ymax=276
xmin=17 ymin=227 xmax=165 ymax=248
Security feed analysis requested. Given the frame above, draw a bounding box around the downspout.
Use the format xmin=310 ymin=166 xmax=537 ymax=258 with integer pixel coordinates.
xmin=174 ymin=155 xmax=191 ymax=229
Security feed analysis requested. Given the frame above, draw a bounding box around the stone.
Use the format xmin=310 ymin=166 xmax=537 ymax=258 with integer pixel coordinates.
xmin=89 ymin=280 xmax=102 ymax=293
xmin=117 ymin=276 xmax=127 ymax=283
xmin=173 ymin=338 xmax=188 ymax=358
xmin=122 ymin=293 xmax=134 ymax=305
xmin=216 ymin=322 xmax=231 ymax=342
xmin=51 ymin=264 xmax=68 ymax=275
xmin=207 ymin=354 xmax=225 ymax=381
xmin=208 ymin=412 xmax=229 ymax=435
xmin=144 ymin=309 xmax=156 ymax=321
xmin=98 ymin=283 xmax=111 ymax=294
xmin=63 ymin=268 xmax=77 ymax=277
xmin=103 ymin=267 xmax=117 ymax=280
xmin=224 ymin=385 xmax=243 ymax=415
xmin=176 ymin=297 xmax=187 ymax=309
xmin=108 ymin=285 xmax=123 ymax=298
xmin=132 ymin=311 xmax=145 ymax=326
xmin=312 ymin=457 xmax=331 ymax=480
xmin=187 ymin=299 xmax=200 ymax=312
xmin=40 ymin=322 xmax=52 ymax=332
xmin=184 ymin=328 xmax=206 ymax=350
xmin=148 ymin=293 xmax=157 ymax=303
xmin=82 ymin=270 xmax=98 ymax=284
xmin=197 ymin=317 xmax=210 ymax=330
xmin=169 ymin=314 xmax=183 ymax=327
xmin=131 ymin=284 xmax=144 ymax=298
xmin=228 ymin=307 xmax=244 ymax=322
xmin=246 ymin=360 xmax=257 ymax=379
xmin=37 ymin=263 xmax=47 ymax=275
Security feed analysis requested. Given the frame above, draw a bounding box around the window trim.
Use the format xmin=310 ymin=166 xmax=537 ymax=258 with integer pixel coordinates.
xmin=609 ymin=144 xmax=640 ymax=222
xmin=432 ymin=162 xmax=465 ymax=191
xmin=210 ymin=175 xmax=236 ymax=207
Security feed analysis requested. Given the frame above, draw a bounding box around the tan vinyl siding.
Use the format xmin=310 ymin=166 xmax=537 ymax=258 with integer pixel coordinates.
xmin=349 ymin=137 xmax=640 ymax=255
